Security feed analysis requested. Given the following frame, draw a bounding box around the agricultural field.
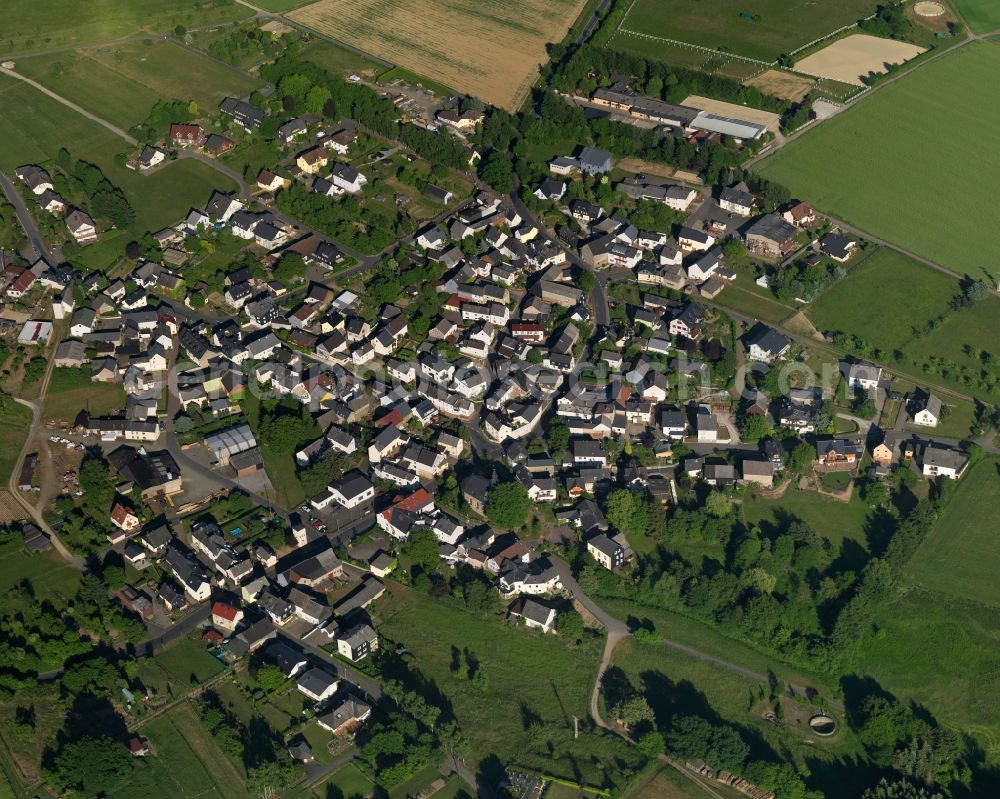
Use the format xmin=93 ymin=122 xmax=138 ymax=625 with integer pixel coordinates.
xmin=0 ymin=0 xmax=252 ymax=56
xmin=952 ymin=0 xmax=1000 ymax=33
xmin=0 ymin=75 xmax=238 ymax=234
xmin=758 ymin=42 xmax=1000 ymax=276
xmin=617 ymin=0 xmax=880 ymax=62
xmin=376 ymin=586 xmax=642 ymax=786
xmin=139 ymin=703 xmax=247 ymax=799
xmin=289 ymin=0 xmax=590 ymax=109
xmin=906 ymin=459 xmax=1000 ymax=606
xmin=43 ymin=366 xmax=127 ymax=423
xmin=804 ymin=248 xmax=960 ymax=352
xmin=0 ymin=397 xmax=31 ymax=485
xmin=14 ymin=40 xmax=265 ymax=130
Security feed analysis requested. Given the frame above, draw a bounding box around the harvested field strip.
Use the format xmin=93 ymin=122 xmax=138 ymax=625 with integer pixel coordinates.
xmin=289 ymin=0 xmax=589 ymax=109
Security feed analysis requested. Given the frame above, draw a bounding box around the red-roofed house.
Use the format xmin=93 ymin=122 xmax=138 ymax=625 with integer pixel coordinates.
xmin=393 ymin=488 xmax=434 ymax=513
xmin=6 ymin=269 xmax=35 ymax=298
xmin=211 ymin=601 xmax=244 ymax=632
xmin=170 ymin=123 xmax=204 ymax=146
xmin=511 ymin=323 xmax=546 ymax=343
xmin=110 ymin=501 xmax=140 ymax=535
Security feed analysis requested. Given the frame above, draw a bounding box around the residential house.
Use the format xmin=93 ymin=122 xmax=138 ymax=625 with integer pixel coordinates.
xmin=913 ymin=393 xmax=942 ymax=427
xmin=921 ymin=445 xmax=969 ymax=480
xmin=587 ymin=533 xmax=625 ymax=571
xmin=747 ymin=324 xmax=790 ymax=364
xmin=508 ymin=597 xmax=557 ymax=633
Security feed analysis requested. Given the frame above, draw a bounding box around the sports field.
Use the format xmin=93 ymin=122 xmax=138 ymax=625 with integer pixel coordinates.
xmin=804 ymin=249 xmax=960 ymax=352
xmin=619 ymin=0 xmax=879 ymax=62
xmin=759 ymin=42 xmax=1000 ymax=276
xmin=289 ymin=0 xmax=590 ymax=109
xmin=0 ymin=75 xmax=238 ymax=233
xmin=15 ymin=41 xmax=264 ymax=130
xmin=0 ymin=0 xmax=251 ymax=55
xmin=907 ymin=460 xmax=1000 ymax=606
xmin=952 ymin=0 xmax=1000 ymax=33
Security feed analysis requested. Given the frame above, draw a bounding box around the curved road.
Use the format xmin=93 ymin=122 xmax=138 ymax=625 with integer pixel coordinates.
xmin=0 ymin=171 xmax=53 ymax=264
xmin=5 ymin=344 xmax=86 ymax=568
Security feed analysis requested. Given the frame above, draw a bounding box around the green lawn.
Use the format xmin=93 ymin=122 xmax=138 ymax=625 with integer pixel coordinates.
xmin=711 ymin=281 xmax=796 ymax=325
xmin=296 ymin=38 xmax=384 ymax=77
xmin=251 ymin=0 xmax=313 ymax=11
xmin=377 ymin=586 xmax=642 ymax=787
xmin=66 ymin=229 xmax=129 ymax=273
xmin=152 ymin=637 xmax=225 ymax=688
xmin=15 ymin=40 xmax=265 ymax=130
xmin=627 ymin=765 xmax=731 ymax=799
xmin=0 ymin=0 xmax=253 ymax=56
xmin=312 ymin=761 xmax=375 ymax=799
xmin=759 ymin=42 xmax=1000 ymax=276
xmin=953 ymin=0 xmax=1000 ymax=33
xmin=855 ymin=584 xmax=1000 ymax=758
xmin=907 ymin=459 xmax=1000 ymax=606
xmin=820 ymin=471 xmax=852 ymax=491
xmin=43 ymin=366 xmax=127 ymax=423
xmin=804 ymin=248 xmax=959 ymax=352
xmin=0 ymin=542 xmax=81 ymax=605
xmin=619 ymin=0 xmax=879 ymax=61
xmin=742 ymin=486 xmax=875 ymax=551
xmin=140 ymin=703 xmax=247 ymax=799
xmin=261 ymin=444 xmax=306 ymax=508
xmin=0 ymin=397 xmax=32 ymax=485
xmin=0 ymin=75 xmax=238 ymax=235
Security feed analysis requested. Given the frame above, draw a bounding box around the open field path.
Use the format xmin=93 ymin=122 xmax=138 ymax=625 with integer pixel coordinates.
xmin=555 ymin=557 xmax=753 ymax=799
xmin=0 ymin=66 xmax=137 ymax=144
xmin=4 ymin=347 xmax=85 ymax=569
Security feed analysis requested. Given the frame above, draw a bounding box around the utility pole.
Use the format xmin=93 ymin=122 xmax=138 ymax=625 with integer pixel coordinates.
xmin=573 ymin=715 xmax=579 ymax=739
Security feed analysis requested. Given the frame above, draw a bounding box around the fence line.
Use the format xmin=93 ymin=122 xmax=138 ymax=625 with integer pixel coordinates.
xmin=617 ymin=28 xmax=775 ymax=66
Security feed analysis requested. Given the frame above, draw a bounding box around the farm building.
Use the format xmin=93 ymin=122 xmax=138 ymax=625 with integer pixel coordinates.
xmin=204 ymin=424 xmax=258 ymax=467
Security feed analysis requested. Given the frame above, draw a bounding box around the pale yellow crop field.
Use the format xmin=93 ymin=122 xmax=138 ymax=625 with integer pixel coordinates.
xmin=289 ymin=0 xmax=589 ymax=109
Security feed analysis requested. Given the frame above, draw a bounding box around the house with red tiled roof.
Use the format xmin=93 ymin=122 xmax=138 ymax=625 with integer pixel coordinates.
xmin=211 ymin=601 xmax=244 ymax=632
xmin=170 ymin=123 xmax=203 ymax=146
xmin=110 ymin=501 xmax=140 ymax=535
xmin=6 ymin=269 xmax=35 ymax=298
